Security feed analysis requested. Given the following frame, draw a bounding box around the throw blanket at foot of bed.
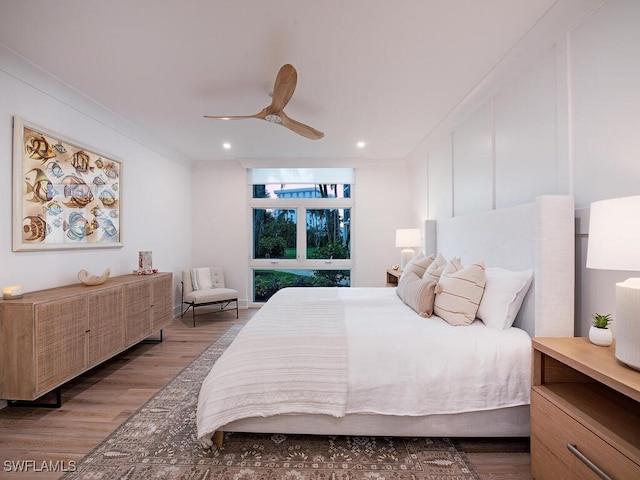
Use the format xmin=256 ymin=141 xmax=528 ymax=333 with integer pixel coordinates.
xmin=197 ymin=288 xmax=348 ymax=447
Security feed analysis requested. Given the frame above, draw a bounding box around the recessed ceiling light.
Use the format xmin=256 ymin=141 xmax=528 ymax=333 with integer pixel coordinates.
xmin=222 ymin=142 xmax=232 ymax=150
xmin=357 ymin=141 xmax=366 ymax=149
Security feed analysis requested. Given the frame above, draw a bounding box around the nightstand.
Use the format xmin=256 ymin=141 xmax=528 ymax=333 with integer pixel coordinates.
xmin=386 ymin=268 xmax=401 ymax=286
xmin=531 ymin=337 xmax=640 ymax=479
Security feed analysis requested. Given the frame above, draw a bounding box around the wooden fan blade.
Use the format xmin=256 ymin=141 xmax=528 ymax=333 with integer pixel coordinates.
xmin=280 ymin=112 xmax=324 ymax=140
xmin=269 ymin=64 xmax=297 ymax=113
xmin=204 ymin=109 xmax=267 ymax=120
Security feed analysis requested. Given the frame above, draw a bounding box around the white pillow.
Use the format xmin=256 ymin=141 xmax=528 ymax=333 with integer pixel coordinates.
xmin=477 ymin=267 xmax=533 ymax=329
xmin=191 ymin=267 xmax=214 ymax=290
xmin=434 ymin=258 xmax=486 ymax=326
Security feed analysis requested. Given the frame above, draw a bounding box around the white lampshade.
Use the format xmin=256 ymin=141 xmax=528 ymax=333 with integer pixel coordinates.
xmin=586 ymin=195 xmax=640 ymax=271
xmin=395 ymin=228 xmax=421 ymax=248
xmin=586 ymin=195 xmax=640 ymax=370
xmin=395 ymin=228 xmax=421 ymax=269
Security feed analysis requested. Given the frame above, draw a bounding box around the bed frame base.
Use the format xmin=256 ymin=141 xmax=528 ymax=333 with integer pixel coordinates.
xmin=213 ymin=405 xmax=530 ymax=447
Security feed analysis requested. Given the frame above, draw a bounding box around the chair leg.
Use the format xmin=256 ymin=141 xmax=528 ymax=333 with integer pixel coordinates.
xmin=189 ymin=299 xmax=238 ymax=327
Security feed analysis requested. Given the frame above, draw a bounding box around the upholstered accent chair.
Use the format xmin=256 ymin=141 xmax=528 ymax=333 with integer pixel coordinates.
xmin=181 ymin=267 xmax=239 ymax=327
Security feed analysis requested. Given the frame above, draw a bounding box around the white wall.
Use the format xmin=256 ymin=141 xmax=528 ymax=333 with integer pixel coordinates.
xmin=189 ymin=160 xmax=411 ymax=304
xmin=453 ymin=101 xmax=494 ymax=215
xmin=406 ymin=0 xmax=640 ymax=336
xmin=189 ymin=165 xmax=249 ymax=303
xmin=494 ymin=48 xmax=562 ymax=207
xmin=571 ymin=0 xmax=640 ymax=205
xmin=0 ymin=46 xmax=192 ymax=312
xmin=353 ymin=164 xmax=412 ymax=286
xmin=427 ymin=132 xmax=454 ymax=220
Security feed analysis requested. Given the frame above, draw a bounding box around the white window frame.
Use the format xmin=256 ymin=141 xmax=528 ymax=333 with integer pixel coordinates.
xmin=248 ymin=184 xmax=354 ymax=305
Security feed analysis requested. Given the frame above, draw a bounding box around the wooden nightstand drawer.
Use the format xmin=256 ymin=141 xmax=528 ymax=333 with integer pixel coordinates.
xmin=531 ymin=389 xmax=639 ymax=480
xmin=531 ymin=338 xmax=640 ymax=480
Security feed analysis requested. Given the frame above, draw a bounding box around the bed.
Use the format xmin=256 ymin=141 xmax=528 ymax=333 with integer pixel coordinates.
xmin=197 ymin=195 xmax=575 ymax=448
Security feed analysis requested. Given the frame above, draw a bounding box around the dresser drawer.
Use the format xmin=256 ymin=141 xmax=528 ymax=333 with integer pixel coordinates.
xmin=531 ymin=389 xmax=639 ymax=480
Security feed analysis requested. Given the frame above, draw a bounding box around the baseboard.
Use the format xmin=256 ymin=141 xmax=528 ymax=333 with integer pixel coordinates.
xmin=0 ymin=400 xmax=7 ymax=410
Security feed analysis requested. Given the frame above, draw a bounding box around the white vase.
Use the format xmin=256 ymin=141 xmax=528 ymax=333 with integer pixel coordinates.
xmin=589 ymin=326 xmax=613 ymax=347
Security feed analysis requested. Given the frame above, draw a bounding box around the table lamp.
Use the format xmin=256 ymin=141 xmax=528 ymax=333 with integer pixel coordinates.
xmin=586 ymin=195 xmax=640 ymax=370
xmin=395 ymin=228 xmax=421 ymax=270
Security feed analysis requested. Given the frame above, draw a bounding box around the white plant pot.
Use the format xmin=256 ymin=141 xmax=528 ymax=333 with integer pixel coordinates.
xmin=589 ymin=326 xmax=613 ymax=347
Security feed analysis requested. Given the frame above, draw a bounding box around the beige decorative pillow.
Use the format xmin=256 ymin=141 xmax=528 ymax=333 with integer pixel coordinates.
xmin=402 ymin=253 xmax=435 ymax=279
xmin=396 ymin=271 xmax=437 ymax=317
xmin=434 ymin=258 xmax=486 ymax=326
xmin=423 ymin=253 xmax=448 ymax=282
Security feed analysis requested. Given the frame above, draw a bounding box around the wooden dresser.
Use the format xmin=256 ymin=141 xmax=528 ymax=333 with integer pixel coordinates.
xmin=0 ymin=272 xmax=173 ymax=403
xmin=531 ymin=337 xmax=640 ymax=479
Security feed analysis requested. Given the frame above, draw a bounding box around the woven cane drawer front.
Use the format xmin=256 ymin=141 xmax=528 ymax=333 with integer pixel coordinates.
xmin=35 ymin=297 xmax=88 ymax=395
xmin=88 ymin=287 xmax=125 ymax=366
xmin=531 ymin=389 xmax=639 ymax=480
xmin=124 ymin=281 xmax=153 ymax=345
xmin=151 ymin=274 xmax=172 ymax=330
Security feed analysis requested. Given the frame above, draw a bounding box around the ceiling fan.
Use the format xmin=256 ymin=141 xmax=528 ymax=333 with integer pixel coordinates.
xmin=204 ymin=64 xmax=324 ymax=140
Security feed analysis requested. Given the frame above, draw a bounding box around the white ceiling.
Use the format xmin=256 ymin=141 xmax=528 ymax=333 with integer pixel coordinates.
xmin=0 ymin=0 xmax=594 ymax=164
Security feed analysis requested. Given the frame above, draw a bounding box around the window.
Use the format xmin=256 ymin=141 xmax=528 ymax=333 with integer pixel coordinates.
xmin=249 ymin=168 xmax=354 ymax=304
xmin=253 ymin=269 xmax=351 ymax=303
xmin=253 ymin=208 xmax=296 ymax=259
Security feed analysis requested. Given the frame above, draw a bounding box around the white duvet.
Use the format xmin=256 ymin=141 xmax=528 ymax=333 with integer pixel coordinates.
xmin=197 ymin=287 xmax=531 ymax=446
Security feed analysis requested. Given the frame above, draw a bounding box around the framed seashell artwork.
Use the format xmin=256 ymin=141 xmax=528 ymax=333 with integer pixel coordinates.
xmin=12 ymin=117 xmax=123 ymax=251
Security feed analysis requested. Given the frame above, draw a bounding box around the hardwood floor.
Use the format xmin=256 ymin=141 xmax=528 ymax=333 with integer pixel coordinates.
xmin=0 ymin=309 xmax=531 ymax=479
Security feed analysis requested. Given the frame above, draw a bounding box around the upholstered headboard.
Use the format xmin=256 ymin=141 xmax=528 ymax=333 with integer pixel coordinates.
xmin=424 ymin=195 xmax=575 ymax=338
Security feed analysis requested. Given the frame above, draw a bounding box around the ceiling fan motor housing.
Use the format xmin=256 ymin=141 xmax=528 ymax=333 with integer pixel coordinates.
xmin=265 ymin=114 xmax=282 ymax=124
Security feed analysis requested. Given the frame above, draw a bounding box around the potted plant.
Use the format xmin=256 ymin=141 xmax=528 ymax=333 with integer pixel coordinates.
xmin=589 ymin=313 xmax=613 ymax=346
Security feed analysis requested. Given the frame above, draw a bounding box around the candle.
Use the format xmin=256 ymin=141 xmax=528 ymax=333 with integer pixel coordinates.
xmin=2 ymin=285 xmax=23 ymax=299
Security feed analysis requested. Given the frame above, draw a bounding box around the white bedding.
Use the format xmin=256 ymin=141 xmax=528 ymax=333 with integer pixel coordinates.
xmin=197 ymin=287 xmax=348 ymax=446
xmin=196 ymin=286 xmax=532 ymax=446
xmin=343 ymin=287 xmax=531 ymax=415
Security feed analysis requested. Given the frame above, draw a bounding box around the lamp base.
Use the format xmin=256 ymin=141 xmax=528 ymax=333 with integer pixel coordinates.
xmin=615 ymin=278 xmax=640 ymax=370
xmin=400 ymin=248 xmax=416 ymax=270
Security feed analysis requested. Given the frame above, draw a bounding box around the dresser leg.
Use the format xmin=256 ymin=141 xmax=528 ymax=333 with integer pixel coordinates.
xmin=8 ymin=387 xmax=62 ymax=408
xmin=141 ymin=329 xmax=164 ymax=343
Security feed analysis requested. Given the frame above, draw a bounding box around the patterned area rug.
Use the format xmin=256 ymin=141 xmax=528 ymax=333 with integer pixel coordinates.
xmin=62 ymin=324 xmax=481 ymax=479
